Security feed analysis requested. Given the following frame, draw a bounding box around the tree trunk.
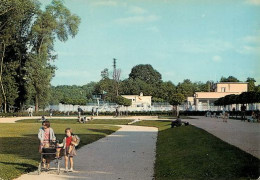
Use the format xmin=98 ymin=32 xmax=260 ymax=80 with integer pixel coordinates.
xmin=172 ymin=105 xmax=177 ymax=117
xmin=0 ymin=43 xmax=7 ymax=113
xmin=35 ymin=95 xmax=39 ymax=112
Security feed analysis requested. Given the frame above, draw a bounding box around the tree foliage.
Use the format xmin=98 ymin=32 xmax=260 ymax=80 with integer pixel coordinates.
xmin=129 ymin=64 xmax=162 ymax=84
xmin=0 ymin=0 xmax=80 ymax=112
xmin=220 ymin=76 xmax=240 ymax=82
xmin=114 ymin=96 xmax=131 ymax=106
xmin=214 ymin=92 xmax=260 ymax=106
xmin=246 ymin=77 xmax=256 ymax=92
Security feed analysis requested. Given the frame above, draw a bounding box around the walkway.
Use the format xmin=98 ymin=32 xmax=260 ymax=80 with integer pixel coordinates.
xmin=0 ymin=116 xmax=159 ymax=123
xmin=185 ymin=116 xmax=260 ymax=159
xmin=16 ymin=125 xmax=158 ymax=180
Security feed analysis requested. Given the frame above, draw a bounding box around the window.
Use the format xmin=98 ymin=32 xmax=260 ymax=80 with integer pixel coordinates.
xmin=221 ymin=87 xmax=226 ymax=92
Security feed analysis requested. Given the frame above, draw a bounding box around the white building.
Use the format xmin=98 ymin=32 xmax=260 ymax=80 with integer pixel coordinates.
xmin=187 ymin=82 xmax=249 ymax=111
xmin=121 ymin=92 xmax=152 ymax=108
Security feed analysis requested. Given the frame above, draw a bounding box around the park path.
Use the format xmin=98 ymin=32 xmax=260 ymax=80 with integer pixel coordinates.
xmin=0 ymin=116 xmax=159 ymax=123
xmin=185 ymin=116 xmax=260 ymax=159
xmin=15 ymin=125 xmax=158 ymax=180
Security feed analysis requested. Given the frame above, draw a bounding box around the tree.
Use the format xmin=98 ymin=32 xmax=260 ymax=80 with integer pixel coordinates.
xmin=129 ymin=64 xmax=162 ymax=84
xmin=101 ymin=68 xmax=109 ymax=79
xmin=0 ymin=0 xmax=39 ymax=112
xmin=94 ymin=78 xmax=115 ymax=102
xmin=27 ymin=0 xmax=80 ymax=111
xmin=156 ymin=81 xmax=176 ymax=101
xmin=246 ymin=77 xmax=256 ymax=92
xmin=220 ymin=76 xmax=239 ymax=82
xmin=169 ymin=93 xmax=185 ymax=116
xmin=115 ymin=96 xmax=131 ymax=106
xmin=176 ymin=79 xmax=196 ymax=98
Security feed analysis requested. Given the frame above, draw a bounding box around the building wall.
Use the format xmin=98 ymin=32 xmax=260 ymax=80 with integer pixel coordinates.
xmin=195 ymin=92 xmax=241 ymax=99
xmin=187 ymin=82 xmax=249 ymax=111
xmin=121 ymin=95 xmax=152 ymax=107
xmin=216 ymin=83 xmax=248 ymax=93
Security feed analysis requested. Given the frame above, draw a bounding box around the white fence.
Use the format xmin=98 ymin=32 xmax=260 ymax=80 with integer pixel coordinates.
xmin=46 ymin=103 xmax=173 ymax=112
xmin=46 ymin=103 xmax=260 ymax=113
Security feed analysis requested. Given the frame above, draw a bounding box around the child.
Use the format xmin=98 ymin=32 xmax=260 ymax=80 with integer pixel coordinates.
xmin=61 ymin=128 xmax=80 ymax=172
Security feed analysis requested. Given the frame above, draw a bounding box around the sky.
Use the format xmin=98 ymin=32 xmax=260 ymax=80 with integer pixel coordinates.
xmin=40 ymin=0 xmax=260 ymax=86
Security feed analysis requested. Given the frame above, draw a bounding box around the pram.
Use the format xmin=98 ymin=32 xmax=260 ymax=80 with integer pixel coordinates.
xmin=38 ymin=140 xmax=62 ymax=175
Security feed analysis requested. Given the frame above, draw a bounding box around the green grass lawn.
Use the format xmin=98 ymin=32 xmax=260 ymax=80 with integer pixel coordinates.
xmin=134 ymin=120 xmax=260 ymax=180
xmin=0 ymin=122 xmax=119 ymax=180
xmin=16 ymin=118 xmax=133 ymax=125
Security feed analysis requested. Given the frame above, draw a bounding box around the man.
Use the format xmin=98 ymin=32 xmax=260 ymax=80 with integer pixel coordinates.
xmin=241 ymin=104 xmax=246 ymax=120
xmin=78 ymin=106 xmax=83 ymax=118
xmin=171 ymin=116 xmax=182 ymax=128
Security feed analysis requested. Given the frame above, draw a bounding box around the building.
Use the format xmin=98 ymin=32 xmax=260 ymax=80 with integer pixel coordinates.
xmin=121 ymin=92 xmax=152 ymax=108
xmin=187 ymin=82 xmax=248 ymax=111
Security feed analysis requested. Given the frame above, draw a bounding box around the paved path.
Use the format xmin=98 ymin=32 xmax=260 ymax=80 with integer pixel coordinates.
xmin=0 ymin=116 xmax=160 ymax=123
xmin=185 ymin=116 xmax=260 ymax=159
xmin=16 ymin=125 xmax=158 ymax=180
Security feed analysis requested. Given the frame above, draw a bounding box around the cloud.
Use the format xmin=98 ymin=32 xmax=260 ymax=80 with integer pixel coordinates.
xmin=236 ymin=34 xmax=260 ymax=54
xmin=91 ymin=0 xmax=118 ymax=7
xmin=245 ymin=0 xmax=260 ymax=5
xmin=201 ymin=14 xmax=206 ymax=18
xmin=128 ymin=6 xmax=147 ymax=14
xmin=212 ymin=55 xmax=222 ymax=62
xmin=242 ymin=35 xmax=260 ymax=44
xmin=115 ymin=15 xmax=160 ymax=24
xmin=237 ymin=45 xmax=260 ymax=54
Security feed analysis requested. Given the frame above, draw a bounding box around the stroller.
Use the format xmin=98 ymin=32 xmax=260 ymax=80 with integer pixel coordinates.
xmin=38 ymin=140 xmax=62 ymax=175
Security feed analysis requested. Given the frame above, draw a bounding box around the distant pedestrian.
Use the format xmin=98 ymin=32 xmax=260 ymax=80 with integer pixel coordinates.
xmin=78 ymin=106 xmax=83 ymax=118
xmin=241 ymin=104 xmax=246 ymax=121
xmin=41 ymin=115 xmax=46 ymax=121
xmin=96 ymin=108 xmax=99 ymax=116
xmin=27 ymin=107 xmax=33 ymax=117
xmin=115 ymin=107 xmax=119 ymax=117
xmin=223 ymin=112 xmax=228 ymax=123
xmin=92 ymin=107 xmax=95 ymax=116
xmin=49 ymin=109 xmax=53 ymax=118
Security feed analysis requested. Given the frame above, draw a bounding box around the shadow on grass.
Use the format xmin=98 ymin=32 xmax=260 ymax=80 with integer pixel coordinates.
xmin=0 ymin=128 xmax=117 ymax=162
xmin=155 ymin=126 xmax=260 ymax=180
xmin=0 ymin=161 xmax=37 ymax=173
xmin=87 ymin=128 xmax=116 ymax=135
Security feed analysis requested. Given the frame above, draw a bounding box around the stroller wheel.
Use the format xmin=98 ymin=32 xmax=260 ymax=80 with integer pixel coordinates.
xmin=38 ymin=163 xmax=41 ymax=175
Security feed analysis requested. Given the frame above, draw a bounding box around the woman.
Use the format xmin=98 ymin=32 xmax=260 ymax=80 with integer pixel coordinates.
xmin=38 ymin=120 xmax=56 ymax=170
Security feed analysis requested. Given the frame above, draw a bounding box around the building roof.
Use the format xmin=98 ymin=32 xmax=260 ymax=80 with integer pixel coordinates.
xmin=121 ymin=95 xmax=152 ymax=97
xmin=216 ymin=82 xmax=248 ymax=84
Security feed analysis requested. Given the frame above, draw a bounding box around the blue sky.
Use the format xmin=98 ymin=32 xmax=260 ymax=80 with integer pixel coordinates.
xmin=40 ymin=0 xmax=260 ymax=85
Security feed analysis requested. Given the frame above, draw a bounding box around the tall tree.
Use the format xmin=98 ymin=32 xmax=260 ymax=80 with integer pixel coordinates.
xmin=27 ymin=0 xmax=80 ymax=111
xmin=246 ymin=77 xmax=256 ymax=92
xmin=0 ymin=0 xmax=38 ymax=112
xmin=129 ymin=64 xmax=162 ymax=84
xmin=220 ymin=76 xmax=239 ymax=82
xmin=176 ymin=79 xmax=196 ymax=98
xmin=169 ymin=93 xmax=185 ymax=116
